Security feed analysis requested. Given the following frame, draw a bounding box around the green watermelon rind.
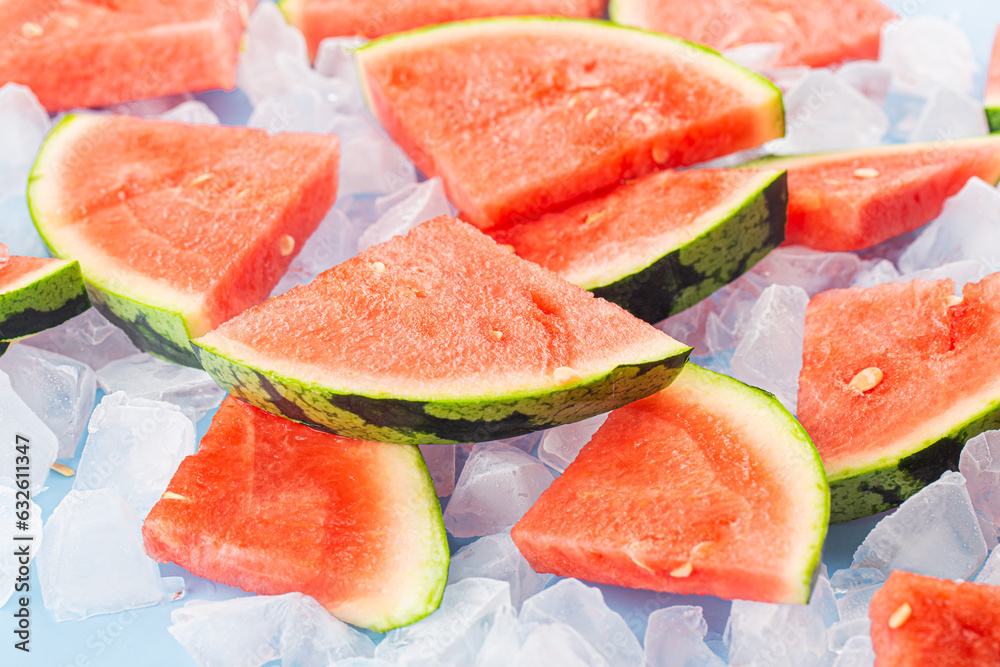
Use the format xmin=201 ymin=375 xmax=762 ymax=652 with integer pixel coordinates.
xmin=0 ymin=259 xmax=91 ymax=341
xmin=589 ymin=170 xmax=787 ymax=324
xmin=988 ymin=106 xmax=1000 ymax=134
xmin=191 ymin=339 xmax=692 ymax=445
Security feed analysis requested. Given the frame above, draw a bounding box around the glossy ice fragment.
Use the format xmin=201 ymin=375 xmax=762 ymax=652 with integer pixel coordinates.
xmin=447 ymin=531 xmax=552 ymax=610
xmin=644 ymin=605 xmax=726 ymax=667
xmin=537 ymin=413 xmax=607 ymax=473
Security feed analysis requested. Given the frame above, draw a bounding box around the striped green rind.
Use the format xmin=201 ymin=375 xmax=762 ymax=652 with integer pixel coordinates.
xmin=0 ymin=341 xmax=8 ymax=356
xmin=0 ymin=259 xmax=90 ymax=341
xmin=85 ymin=285 xmax=197 ymax=367
xmin=591 ymin=171 xmax=787 ymax=324
xmin=192 ymin=342 xmax=691 ymax=445
xmin=988 ymin=106 xmax=1000 ymax=134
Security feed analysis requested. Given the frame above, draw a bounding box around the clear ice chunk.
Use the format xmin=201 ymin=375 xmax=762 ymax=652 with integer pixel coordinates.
xmin=973 ymin=547 xmax=1000 ymax=585
xmin=852 ymin=259 xmax=901 ymax=288
xmin=313 ymin=37 xmax=368 ymax=113
xmin=447 ymin=531 xmax=552 ymax=610
xmin=331 ymin=114 xmax=417 ymax=198
xmin=73 ymin=392 xmax=195 ymax=519
xmin=517 ymin=623 xmax=610 ymax=667
xmin=0 ymin=486 xmax=42 ymax=607
xmin=960 ymin=430 xmax=1000 ymax=549
xmin=237 ymin=3 xmax=310 ymax=105
xmin=248 ymin=89 xmax=337 ymax=134
xmin=832 ymin=636 xmax=875 ymax=667
xmin=419 ymin=444 xmax=456 ymax=497
xmin=537 ymin=413 xmax=608 ymax=473
xmin=158 ymin=100 xmax=221 ymax=125
xmin=837 ymin=61 xmax=893 ymax=107
xmin=27 ymin=309 xmax=141 ymax=370
xmin=852 ymin=471 xmax=987 ymax=579
xmin=879 ymin=17 xmax=977 ymax=97
xmin=519 ymin=578 xmax=644 ymax=667
xmin=722 ymin=43 xmax=783 ymax=72
xmin=750 ymin=246 xmax=871 ymax=297
xmin=375 ymin=578 xmax=512 ymax=667
xmin=471 ymin=606 xmax=520 ymax=667
xmin=0 ymin=369 xmax=57 ymax=493
xmin=444 ymin=444 xmax=555 ymax=538
xmin=96 ymin=353 xmax=225 ymax=421
xmin=0 ymin=344 xmax=96 ymax=459
xmin=830 ymin=567 xmax=886 ymax=622
xmin=358 ymin=178 xmax=455 ymax=252
xmin=36 ymin=488 xmax=184 ymax=621
xmin=908 ymin=87 xmax=989 ymax=143
xmin=0 ymin=83 xmax=51 ymax=190
xmin=0 ymin=193 xmax=47 ymax=257
xmin=644 ymin=605 xmax=726 ymax=667
xmin=827 ymin=619 xmax=871 ymax=654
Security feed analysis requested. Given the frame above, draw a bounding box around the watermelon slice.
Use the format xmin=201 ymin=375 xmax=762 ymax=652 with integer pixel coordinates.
xmin=143 ymin=396 xmax=448 ymax=632
xmin=279 ymin=0 xmax=606 ymax=59
xmin=489 ymin=169 xmax=787 ymax=324
xmin=869 ymin=571 xmax=1000 ymax=666
xmin=0 ymin=0 xmax=255 ymax=112
xmin=512 ymin=364 xmax=829 ymax=605
xmin=192 ymin=217 xmax=692 ymax=445
xmin=608 ymin=0 xmax=897 ymax=69
xmin=29 ymin=114 xmax=340 ymax=367
xmin=356 ymin=17 xmax=784 ymax=229
xmin=798 ymin=274 xmax=1000 ymax=523
xmin=0 ymin=255 xmax=89 ymax=342
xmin=744 ymin=136 xmax=1000 ymax=251
xmin=988 ymin=26 xmax=1000 ymax=133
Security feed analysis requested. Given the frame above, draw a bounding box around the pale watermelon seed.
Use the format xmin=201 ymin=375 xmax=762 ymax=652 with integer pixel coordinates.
xmin=849 ymin=367 xmax=883 ymax=393
xmin=853 ymin=168 xmax=880 ymax=179
xmin=888 ymin=603 xmax=912 ymax=629
xmin=372 ymin=261 xmax=386 ymax=273
xmin=20 ymin=22 xmax=43 ymax=38
xmin=585 ymin=107 xmax=600 ymax=122
xmin=553 ymin=367 xmax=582 ymax=386
xmin=279 ymin=234 xmax=295 ymax=256
xmin=161 ymin=491 xmax=188 ymax=501
xmin=490 ymin=330 xmax=503 ymax=341
xmin=50 ymin=462 xmax=75 ymax=477
xmin=670 ymin=562 xmax=694 ymax=578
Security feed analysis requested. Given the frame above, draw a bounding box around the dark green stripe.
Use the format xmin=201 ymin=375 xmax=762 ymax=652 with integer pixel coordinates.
xmin=0 ymin=291 xmax=90 ymax=340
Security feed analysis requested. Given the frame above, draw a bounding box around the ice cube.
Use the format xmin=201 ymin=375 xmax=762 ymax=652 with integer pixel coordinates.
xmin=852 ymin=471 xmax=987 ymax=579
xmin=517 ymin=623 xmax=610 ymax=667
xmin=908 ymin=87 xmax=989 ymax=143
xmin=961 ymin=430 xmax=1000 ymax=549
xmin=729 ymin=284 xmax=809 ymax=413
xmin=0 ymin=193 xmax=47 ymax=257
xmin=108 ymin=94 xmax=194 ymax=118
xmin=27 ymin=309 xmax=141 ymax=370
xmin=0 ymin=344 xmax=96 ymax=459
xmin=0 ymin=83 xmax=51 ymax=182
xmin=519 ymin=578 xmax=643 ymax=667
xmin=766 ymin=67 xmax=811 ymax=94
xmin=537 ymin=413 xmax=608 ymax=473
xmin=447 ymin=531 xmax=552 ymax=610
xmin=158 ymin=100 xmax=220 ymax=125
xmin=36 ymin=488 xmax=184 ymax=621
xmin=444 ymin=444 xmax=555 ymax=538
xmin=169 ymin=593 xmax=376 ymax=667
xmin=358 ymin=178 xmax=455 ymax=251
xmin=0 ymin=369 xmax=57 ymax=494
xmin=419 ymin=444 xmax=456 ymax=497
xmin=237 ymin=3 xmax=310 ymax=105
xmin=722 ymin=43 xmax=783 ymax=72
xmin=375 ymin=578 xmax=512 ymax=666
xmin=313 ymin=37 xmax=368 ymax=113
xmin=832 ymin=636 xmax=875 ymax=667
xmin=750 ymin=246 xmax=871 ymax=297
xmin=644 ymin=605 xmax=726 ymax=667
xmin=767 ymin=69 xmax=889 ymax=154
xmin=0 ymin=486 xmax=42 ymax=607
xmin=827 ymin=619 xmax=870 ymax=654
xmin=830 ymin=568 xmax=886 ymax=622
xmin=331 ymin=114 xmax=417 ymax=198
xmin=973 ymin=547 xmax=1000 ymax=585
xmin=96 ymin=353 xmax=225 ymax=421
xmin=271 ymin=208 xmax=369 ymax=296
xmin=73 ymin=392 xmax=195 ymax=518
xmin=471 ymin=605 xmax=520 ymax=667
xmin=248 ymin=89 xmax=337 ymax=134
xmin=852 ymin=259 xmax=901 ymax=288
xmin=837 ymin=61 xmax=893 ymax=107
xmin=880 ymin=17 xmax=977 ymax=97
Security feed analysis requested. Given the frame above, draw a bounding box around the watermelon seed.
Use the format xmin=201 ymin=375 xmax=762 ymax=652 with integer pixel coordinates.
xmin=553 ymin=367 xmax=582 ymax=386
xmin=20 ymin=22 xmax=43 ymax=38
xmin=652 ymin=143 xmax=669 ymax=165
xmin=849 ymin=367 xmax=883 ymax=393
xmin=500 ymin=244 xmax=516 ymax=254
xmin=670 ymin=562 xmax=694 ymax=578
xmin=279 ymin=234 xmax=295 ymax=256
xmin=490 ymin=330 xmax=503 ymax=341
xmin=372 ymin=262 xmax=386 ymax=273
xmin=161 ymin=491 xmax=188 ymax=501
xmin=51 ymin=463 xmax=75 ymax=477
xmin=189 ymin=173 xmax=214 ymax=186
xmin=888 ymin=603 xmax=912 ymax=629
xmin=947 ymin=295 xmax=964 ymax=307
xmin=584 ymin=211 xmax=607 ymax=226
xmin=567 ymin=94 xmax=581 ymax=108
xmin=853 ymin=168 xmax=880 ymax=179
xmin=585 ymin=107 xmax=600 ymax=122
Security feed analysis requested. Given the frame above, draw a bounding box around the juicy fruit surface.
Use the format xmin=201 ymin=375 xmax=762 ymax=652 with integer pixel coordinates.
xmin=0 ymin=255 xmax=90 ymax=340
xmin=194 ymin=217 xmax=690 ymax=443
xmin=357 ymin=17 xmax=784 ymax=228
xmin=0 ymin=0 xmax=255 ymax=112
xmin=29 ymin=114 xmax=339 ymax=364
xmin=512 ymin=364 xmax=829 ymax=605
xmin=281 ymin=0 xmax=605 ymax=58
xmin=798 ymin=274 xmax=1000 ymax=520
xmin=142 ymin=396 xmax=449 ymax=632
xmin=609 ymin=0 xmax=896 ymax=68
xmin=869 ymin=571 xmax=1000 ymax=666
xmin=989 ymin=26 xmax=1000 ymax=132
xmin=0 ymin=255 xmax=60 ymax=291
xmin=489 ymin=169 xmax=787 ymax=322
xmin=748 ymin=136 xmax=1000 ymax=251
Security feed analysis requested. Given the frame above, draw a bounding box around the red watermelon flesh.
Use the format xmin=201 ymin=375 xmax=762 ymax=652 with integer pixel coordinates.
xmin=747 ymin=136 xmax=1000 ymax=251
xmin=280 ymin=0 xmax=606 ymax=59
xmin=869 ymin=571 xmax=1000 ymax=667
xmin=609 ymin=0 xmax=896 ymax=68
xmin=0 ymin=255 xmax=59 ymax=290
xmin=357 ymin=18 xmax=784 ymax=229
xmin=142 ymin=396 xmax=449 ymax=632
xmin=511 ymin=364 xmax=829 ymax=605
xmin=988 ymin=26 xmax=1000 ymax=133
xmin=0 ymin=0 xmax=256 ymax=112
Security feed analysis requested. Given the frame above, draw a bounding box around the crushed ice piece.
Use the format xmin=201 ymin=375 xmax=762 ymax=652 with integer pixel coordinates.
xmin=730 ymin=284 xmax=809 ymax=413
xmin=537 ymin=413 xmax=607 ymax=472
xmin=750 ymin=246 xmax=872 ymax=297
xmin=313 ymin=37 xmax=368 ymax=113
xmin=444 ymin=443 xmax=554 ymax=538
xmin=158 ymin=100 xmax=220 ymax=125
xmin=767 ymin=69 xmax=889 ymax=154
xmin=960 ymin=430 xmax=1000 ymax=549
xmin=96 ymin=353 xmax=225 ymax=421
xmin=447 ymin=531 xmax=552 ymax=610
xmin=973 ymin=547 xmax=1000 ymax=585
xmin=36 ymin=488 xmax=184 ymax=621
xmin=852 ymin=259 xmax=901 ymax=288
xmin=0 ymin=369 xmax=57 ymax=494
xmin=722 ymin=43 xmax=783 ymax=72
xmin=908 ymin=87 xmax=989 ymax=143
xmin=830 ymin=567 xmax=886 ymax=623
xmin=827 ymin=619 xmax=871 ymax=654
xmin=766 ymin=67 xmax=811 ymax=94
xmin=237 ymin=3 xmax=310 ymax=105
xmin=837 ymin=61 xmax=893 ymax=107
xmin=852 ymin=471 xmax=987 ymax=579
xmin=896 ymin=178 xmax=1000 ymax=274
xmin=0 ymin=83 xmax=51 ymax=181
xmin=375 ymin=578 xmax=511 ymax=666
xmin=489 ymin=432 xmax=542 ymax=455
xmin=517 ymin=623 xmax=609 ymax=667
xmin=27 ymin=309 xmax=141 ymax=370
xmin=644 ymin=605 xmax=726 ymax=667
xmin=358 ymin=178 xmax=455 ymax=251
xmin=832 ymin=635 xmax=875 ymax=666
xmin=0 ymin=194 xmax=47 ymax=258
xmin=880 ymin=17 xmax=977 ymax=97
xmin=519 ymin=578 xmax=644 ymax=666
xmin=271 ymin=208 xmax=369 ymax=296
xmin=470 ymin=605 xmax=520 ymax=667
xmin=332 ymin=114 xmax=417 ymax=197
xmin=73 ymin=392 xmax=195 ymax=519
xmin=419 ymin=444 xmax=456 ymax=497
xmin=169 ymin=593 xmax=376 ymax=667
xmin=108 ymin=94 xmax=193 ymax=118
xmin=248 ymin=88 xmax=337 ymax=134
xmin=0 ymin=486 xmax=42 ymax=607
xmin=0 ymin=344 xmax=96 ymax=459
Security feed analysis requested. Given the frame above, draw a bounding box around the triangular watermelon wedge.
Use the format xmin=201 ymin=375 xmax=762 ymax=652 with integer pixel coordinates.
xmin=356 ymin=17 xmax=784 ymax=229
xmin=193 ymin=217 xmax=692 ymax=445
xmin=988 ymin=26 xmax=1000 ymax=133
xmin=29 ymin=114 xmax=340 ymax=367
xmin=0 ymin=254 xmax=90 ymax=343
xmin=142 ymin=396 xmax=449 ymax=632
